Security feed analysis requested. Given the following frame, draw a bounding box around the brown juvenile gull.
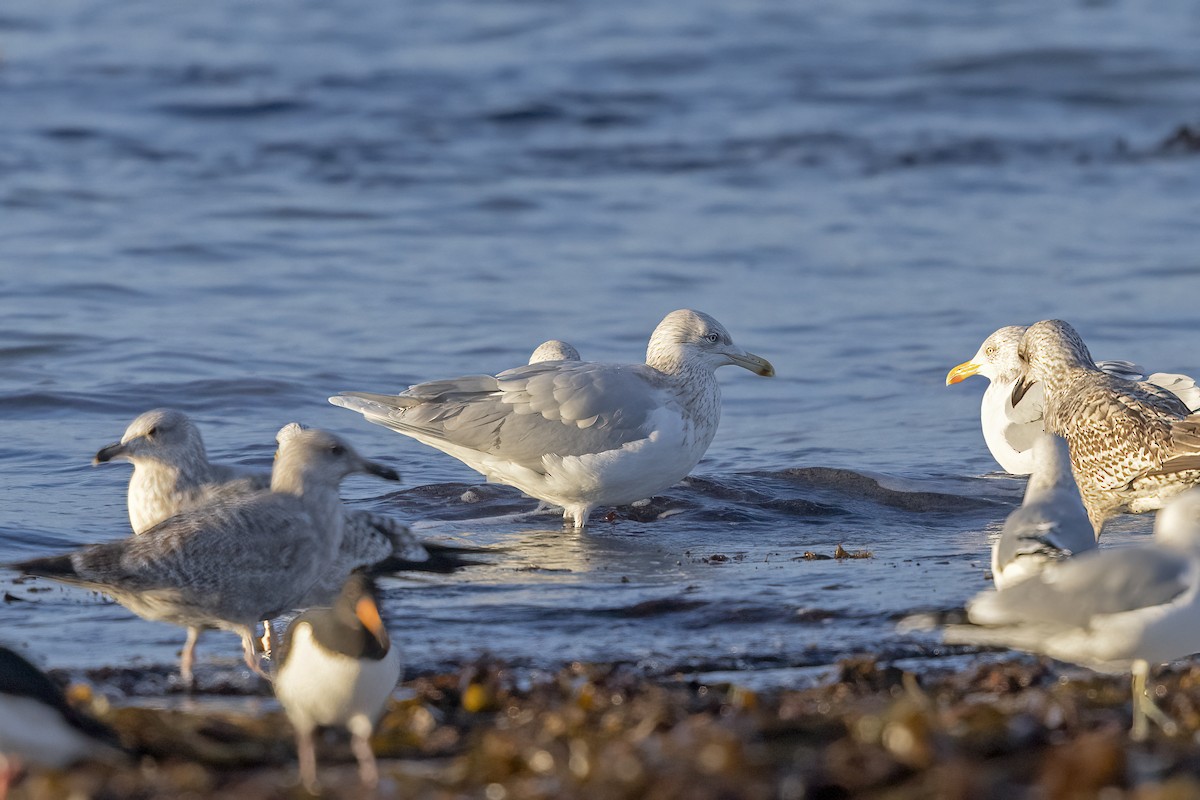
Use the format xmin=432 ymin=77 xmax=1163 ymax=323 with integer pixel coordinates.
xmin=945 ymin=488 xmax=1200 ymax=740
xmin=1010 ymin=319 xmax=1200 ymax=535
xmin=274 ymin=574 xmax=401 ymax=794
xmin=528 ymin=340 xmax=581 ymax=364
xmin=990 ymin=433 xmax=1096 ymax=589
xmin=12 ymin=425 xmax=400 ymax=688
xmin=330 ymin=309 xmax=775 ymax=529
xmin=947 ymin=326 xmax=1200 ymax=475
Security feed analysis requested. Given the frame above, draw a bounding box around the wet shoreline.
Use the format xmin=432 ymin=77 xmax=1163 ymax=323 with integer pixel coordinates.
xmin=14 ymin=654 xmax=1200 ymax=799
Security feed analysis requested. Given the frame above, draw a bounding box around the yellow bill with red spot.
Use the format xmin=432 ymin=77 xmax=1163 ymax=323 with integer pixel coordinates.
xmin=946 ymin=360 xmax=981 ymax=386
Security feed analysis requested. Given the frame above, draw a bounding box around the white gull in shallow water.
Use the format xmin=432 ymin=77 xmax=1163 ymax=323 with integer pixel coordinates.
xmin=13 ymin=426 xmax=401 ymax=688
xmin=93 ymin=409 xmax=476 ymax=595
xmin=947 ymin=325 xmax=1200 ymax=475
xmin=945 ymin=488 xmax=1200 ymax=740
xmin=331 ymin=309 xmax=775 ymax=529
xmin=1013 ymin=320 xmax=1200 ymax=535
xmin=990 ymin=433 xmax=1096 ymax=590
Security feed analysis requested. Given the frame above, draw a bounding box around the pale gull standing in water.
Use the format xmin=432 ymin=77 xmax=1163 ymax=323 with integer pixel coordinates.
xmin=274 ymin=575 xmax=401 ymax=794
xmin=12 ymin=426 xmax=400 ymax=688
xmin=528 ymin=340 xmax=581 ymax=364
xmin=990 ymin=433 xmax=1096 ymax=589
xmin=1011 ymin=320 xmax=1200 ymax=535
xmin=947 ymin=325 xmax=1200 ymax=475
xmin=331 ymin=309 xmax=775 ymax=529
xmin=945 ymin=488 xmax=1200 ymax=740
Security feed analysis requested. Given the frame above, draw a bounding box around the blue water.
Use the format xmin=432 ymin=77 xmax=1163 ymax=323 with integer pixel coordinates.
xmin=2 ymin=0 xmax=1200 ymax=689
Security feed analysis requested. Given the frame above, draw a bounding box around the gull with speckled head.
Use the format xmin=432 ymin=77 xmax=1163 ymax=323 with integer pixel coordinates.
xmin=1011 ymin=320 xmax=1200 ymax=535
xmin=12 ymin=425 xmax=400 ymax=688
xmin=528 ymin=340 xmax=581 ymax=364
xmin=93 ymin=409 xmax=476 ymax=593
xmin=947 ymin=326 xmax=1200 ymax=475
xmin=331 ymin=309 xmax=774 ymax=529
xmin=946 ymin=488 xmax=1200 ymax=740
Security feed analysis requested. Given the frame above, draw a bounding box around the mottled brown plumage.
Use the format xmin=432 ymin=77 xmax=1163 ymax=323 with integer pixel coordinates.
xmin=1015 ymin=320 xmax=1200 ymax=535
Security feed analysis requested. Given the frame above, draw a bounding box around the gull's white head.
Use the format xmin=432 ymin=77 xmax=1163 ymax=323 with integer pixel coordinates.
xmin=529 ymin=340 xmax=581 ymax=364
xmin=946 ymin=325 xmax=1026 ymax=387
xmin=93 ymin=408 xmax=205 ymax=467
xmin=645 ymin=309 xmax=774 ymax=377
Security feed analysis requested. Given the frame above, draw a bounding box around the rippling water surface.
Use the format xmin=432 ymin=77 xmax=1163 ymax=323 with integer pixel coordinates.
xmin=2 ymin=0 xmax=1200 ymax=689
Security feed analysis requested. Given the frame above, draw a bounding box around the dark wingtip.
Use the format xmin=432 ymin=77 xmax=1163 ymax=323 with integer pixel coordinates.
xmin=1011 ymin=377 xmax=1034 ymax=407
xmin=10 ymin=554 xmax=77 ymax=579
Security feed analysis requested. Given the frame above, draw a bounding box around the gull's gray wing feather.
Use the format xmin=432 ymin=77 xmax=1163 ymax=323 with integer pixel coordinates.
xmin=993 ymin=500 xmax=1092 ymax=571
xmin=335 ymin=362 xmax=669 ymax=472
xmin=207 ymin=463 xmax=272 ymax=493
xmin=70 ymin=495 xmax=318 ymax=621
xmin=1096 ymin=360 xmax=1147 ymax=382
xmin=341 ymin=511 xmax=428 ymax=564
xmin=1147 ymin=373 xmax=1200 ymax=413
xmin=970 ymin=547 xmax=1189 ymax=628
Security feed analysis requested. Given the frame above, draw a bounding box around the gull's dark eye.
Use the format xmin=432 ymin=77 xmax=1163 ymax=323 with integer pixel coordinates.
xmin=146 ymin=427 xmax=158 ymax=438
xmin=330 ymin=444 xmax=345 ymax=456
xmin=704 ymin=333 xmax=719 ymax=344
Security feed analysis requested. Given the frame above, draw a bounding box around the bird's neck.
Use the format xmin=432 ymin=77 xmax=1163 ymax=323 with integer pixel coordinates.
xmin=128 ymin=458 xmax=214 ymax=533
xmin=660 ymin=362 xmax=723 ymax=440
xmin=1025 ymin=438 xmax=1076 ymax=500
xmin=1038 ymin=368 xmax=1090 ymax=433
xmin=271 ymin=469 xmax=345 ymax=541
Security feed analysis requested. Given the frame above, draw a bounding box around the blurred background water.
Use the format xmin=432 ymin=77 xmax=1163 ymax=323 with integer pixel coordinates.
xmin=2 ymin=0 xmax=1199 ymax=690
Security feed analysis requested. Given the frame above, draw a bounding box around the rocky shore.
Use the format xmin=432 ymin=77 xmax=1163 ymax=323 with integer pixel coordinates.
xmin=12 ymin=655 xmax=1200 ymax=799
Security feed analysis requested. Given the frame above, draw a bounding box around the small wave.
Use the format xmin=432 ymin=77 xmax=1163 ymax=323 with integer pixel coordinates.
xmin=155 ymin=98 xmax=308 ymax=119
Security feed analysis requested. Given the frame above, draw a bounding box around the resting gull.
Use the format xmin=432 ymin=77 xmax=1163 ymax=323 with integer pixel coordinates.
xmin=947 ymin=325 xmax=1200 ymax=475
xmin=990 ymin=433 xmax=1096 ymax=589
xmin=331 ymin=309 xmax=774 ymax=529
xmin=274 ymin=574 xmax=401 ymax=793
xmin=13 ymin=425 xmax=400 ymax=687
xmin=1012 ymin=320 xmax=1200 ymax=535
xmin=945 ymin=488 xmax=1200 ymax=740
xmin=528 ymin=340 xmax=581 ymax=364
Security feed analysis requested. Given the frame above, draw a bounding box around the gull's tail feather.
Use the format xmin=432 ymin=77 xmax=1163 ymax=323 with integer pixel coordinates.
xmin=11 ymin=553 xmax=79 ymax=580
xmin=332 ymin=391 xmax=422 ymax=411
xmin=367 ymin=543 xmax=493 ymax=575
xmin=1147 ymin=415 xmax=1200 ymax=476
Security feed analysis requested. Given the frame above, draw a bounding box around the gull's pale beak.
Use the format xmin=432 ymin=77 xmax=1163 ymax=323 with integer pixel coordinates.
xmin=93 ymin=441 xmax=128 ymax=465
xmin=945 ymin=361 xmax=981 ymax=386
xmin=1011 ymin=377 xmax=1034 ymax=408
xmin=729 ymin=350 xmax=775 ymax=377
xmin=355 ymin=595 xmax=390 ymax=650
xmin=362 ymin=459 xmax=401 ymax=482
